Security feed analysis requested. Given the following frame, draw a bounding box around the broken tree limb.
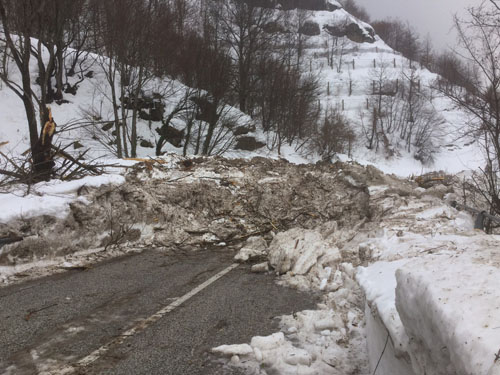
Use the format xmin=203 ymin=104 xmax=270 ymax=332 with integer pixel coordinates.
xmin=0 ymin=168 xmax=23 ymax=179
xmin=51 ymin=146 xmax=101 ymax=175
xmin=32 ymin=107 xmax=57 ymax=181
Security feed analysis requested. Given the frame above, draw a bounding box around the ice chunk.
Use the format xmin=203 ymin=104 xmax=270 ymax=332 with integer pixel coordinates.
xmin=251 ymin=332 xmax=285 ymax=351
xmin=211 ymin=344 xmax=253 ymax=357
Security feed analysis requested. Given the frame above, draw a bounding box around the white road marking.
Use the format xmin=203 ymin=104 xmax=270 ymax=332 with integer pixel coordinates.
xmin=55 ymin=263 xmax=240 ymax=374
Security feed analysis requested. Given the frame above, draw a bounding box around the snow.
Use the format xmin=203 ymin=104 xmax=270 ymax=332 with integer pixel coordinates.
xmin=356 ymin=184 xmax=500 ymax=374
xmin=212 ymin=225 xmax=370 ymax=374
xmin=211 ymin=344 xmax=254 ymax=357
xmin=0 ymin=173 xmax=125 ymax=223
xmin=396 ymin=254 xmax=500 ymax=375
xmin=268 ymin=228 xmax=341 ymax=276
xmin=356 ymin=260 xmax=410 ymax=356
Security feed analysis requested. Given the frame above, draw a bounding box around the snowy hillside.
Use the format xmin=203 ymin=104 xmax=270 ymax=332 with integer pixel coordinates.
xmin=274 ymin=5 xmax=484 ymax=175
xmin=0 ymin=2 xmax=485 ymax=177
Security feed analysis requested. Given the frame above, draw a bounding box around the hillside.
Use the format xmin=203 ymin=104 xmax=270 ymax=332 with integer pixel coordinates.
xmin=0 ymin=1 xmax=484 ymax=177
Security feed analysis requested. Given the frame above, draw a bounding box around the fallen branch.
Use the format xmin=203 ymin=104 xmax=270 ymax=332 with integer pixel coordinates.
xmin=52 ymin=146 xmax=101 ymax=175
xmin=0 ymin=168 xmax=23 ymax=179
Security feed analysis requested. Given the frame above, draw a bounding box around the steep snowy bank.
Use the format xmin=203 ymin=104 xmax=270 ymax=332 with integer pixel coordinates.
xmin=396 ymin=253 xmax=500 ymax=375
xmin=356 ymin=183 xmax=500 ymax=374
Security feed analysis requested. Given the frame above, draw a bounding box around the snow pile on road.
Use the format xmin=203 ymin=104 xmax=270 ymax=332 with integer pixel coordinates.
xmin=215 ymin=167 xmax=500 ymax=375
xmin=0 ymin=157 xmax=371 ymax=285
xmin=212 ymin=262 xmax=369 ymax=374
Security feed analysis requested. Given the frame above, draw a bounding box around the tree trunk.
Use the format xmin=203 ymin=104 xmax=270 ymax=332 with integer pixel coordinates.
xmin=32 ymin=109 xmax=56 ymax=181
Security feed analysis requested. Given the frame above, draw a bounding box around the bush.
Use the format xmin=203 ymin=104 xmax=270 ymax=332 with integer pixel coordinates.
xmin=311 ymin=107 xmax=355 ymax=161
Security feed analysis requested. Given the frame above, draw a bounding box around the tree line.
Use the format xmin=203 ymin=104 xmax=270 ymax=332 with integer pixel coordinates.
xmin=0 ymin=0 xmax=328 ymax=176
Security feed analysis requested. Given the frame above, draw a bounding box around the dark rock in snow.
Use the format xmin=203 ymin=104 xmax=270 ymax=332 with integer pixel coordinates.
xmin=190 ymin=96 xmax=220 ymax=124
xmin=156 ymin=126 xmax=184 ymax=148
xmin=246 ymin=0 xmax=340 ymax=11
xmin=263 ymin=21 xmax=289 ymax=34
xmin=139 ymin=104 xmax=165 ymax=122
xmin=299 ymin=21 xmax=321 ymax=36
xmin=140 ymin=139 xmax=155 ymax=148
xmin=324 ymin=22 xmax=375 ymax=43
xmin=233 ymin=124 xmax=256 ymax=136
xmin=234 ymin=136 xmax=266 ymax=151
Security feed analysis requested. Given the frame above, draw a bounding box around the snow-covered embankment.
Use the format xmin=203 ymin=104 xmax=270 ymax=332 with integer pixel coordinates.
xmin=357 ymin=185 xmax=500 ymax=375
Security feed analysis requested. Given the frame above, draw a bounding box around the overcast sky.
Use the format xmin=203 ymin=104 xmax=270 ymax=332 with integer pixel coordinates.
xmin=355 ymin=0 xmax=477 ymax=51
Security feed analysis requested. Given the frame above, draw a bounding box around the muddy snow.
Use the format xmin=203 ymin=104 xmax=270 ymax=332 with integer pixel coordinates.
xmin=1 ymin=155 xmax=499 ymax=375
xmin=0 ymin=155 xmax=370 ymax=281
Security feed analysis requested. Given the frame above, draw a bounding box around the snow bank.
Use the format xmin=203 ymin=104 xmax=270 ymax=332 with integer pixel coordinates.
xmin=357 ymin=260 xmax=410 ymax=356
xmin=396 ymin=253 xmax=500 ymax=375
xmin=0 ymin=174 xmax=125 ymax=223
xmin=356 ymin=182 xmax=500 ymax=375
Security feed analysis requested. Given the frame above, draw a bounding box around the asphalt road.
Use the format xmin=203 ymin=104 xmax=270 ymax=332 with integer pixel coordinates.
xmin=0 ymin=248 xmax=317 ymax=374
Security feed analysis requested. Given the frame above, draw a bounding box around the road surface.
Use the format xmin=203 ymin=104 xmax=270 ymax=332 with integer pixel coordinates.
xmin=0 ymin=248 xmax=317 ymax=374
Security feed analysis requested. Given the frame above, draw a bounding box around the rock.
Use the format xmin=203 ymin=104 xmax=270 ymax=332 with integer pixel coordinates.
xmin=233 ymin=124 xmax=256 ymax=136
xmin=251 ymin=262 xmax=269 ymax=273
xmin=345 ymin=22 xmax=375 ymax=43
xmin=140 ymin=139 xmax=154 ymax=148
xmin=263 ymin=21 xmax=288 ymax=34
xmin=234 ymin=136 xmax=266 ymax=151
xmin=190 ymin=96 xmax=219 ymax=124
xmin=324 ymin=22 xmax=375 ymax=44
xmin=139 ymin=104 xmax=165 ymax=122
xmin=249 ymin=0 xmax=340 ymax=11
xmin=299 ymin=21 xmax=321 ymax=36
xmin=155 ymin=126 xmax=184 ymax=148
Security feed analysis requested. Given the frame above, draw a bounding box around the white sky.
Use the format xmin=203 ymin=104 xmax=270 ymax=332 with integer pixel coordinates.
xmin=355 ymin=0 xmax=478 ymax=51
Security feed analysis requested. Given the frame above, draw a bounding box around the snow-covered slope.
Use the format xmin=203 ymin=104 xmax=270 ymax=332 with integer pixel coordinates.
xmin=274 ymin=5 xmax=484 ymax=175
xmin=0 ymin=3 xmax=485 ymax=178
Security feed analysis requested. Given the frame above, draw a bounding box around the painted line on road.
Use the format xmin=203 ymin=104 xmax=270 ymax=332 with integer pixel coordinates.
xmin=57 ymin=262 xmax=240 ymax=373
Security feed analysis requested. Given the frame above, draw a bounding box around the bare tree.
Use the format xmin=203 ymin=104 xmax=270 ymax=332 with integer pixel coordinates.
xmin=441 ymin=0 xmax=500 ymax=219
xmin=215 ymin=0 xmax=276 ymax=113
